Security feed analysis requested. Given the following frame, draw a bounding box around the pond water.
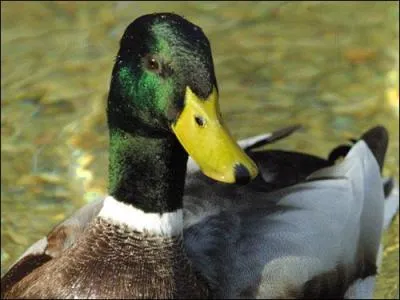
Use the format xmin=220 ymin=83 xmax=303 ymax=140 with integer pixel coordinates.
xmin=1 ymin=2 xmax=399 ymax=298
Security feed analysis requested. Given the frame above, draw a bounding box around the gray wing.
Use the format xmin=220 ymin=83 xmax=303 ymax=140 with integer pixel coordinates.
xmin=345 ymin=179 xmax=399 ymax=299
xmin=183 ymin=126 xmax=398 ymax=299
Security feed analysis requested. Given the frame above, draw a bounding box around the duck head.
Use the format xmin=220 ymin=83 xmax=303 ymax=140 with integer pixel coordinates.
xmin=107 ymin=13 xmax=258 ymax=184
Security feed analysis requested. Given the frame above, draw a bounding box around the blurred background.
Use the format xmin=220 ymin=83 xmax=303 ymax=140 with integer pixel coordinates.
xmin=1 ymin=1 xmax=398 ymax=298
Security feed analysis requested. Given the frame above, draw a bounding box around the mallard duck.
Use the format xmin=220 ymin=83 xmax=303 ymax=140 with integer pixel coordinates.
xmin=1 ymin=13 xmax=398 ymax=299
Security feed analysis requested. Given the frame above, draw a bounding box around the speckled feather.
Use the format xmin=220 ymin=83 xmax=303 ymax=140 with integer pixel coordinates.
xmin=3 ymin=217 xmax=209 ymax=299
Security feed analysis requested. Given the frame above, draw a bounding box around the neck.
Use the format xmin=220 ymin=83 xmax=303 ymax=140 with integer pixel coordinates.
xmin=107 ymin=126 xmax=188 ymax=214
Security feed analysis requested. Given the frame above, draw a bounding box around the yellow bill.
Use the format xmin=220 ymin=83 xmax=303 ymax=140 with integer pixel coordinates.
xmin=172 ymin=86 xmax=258 ymax=184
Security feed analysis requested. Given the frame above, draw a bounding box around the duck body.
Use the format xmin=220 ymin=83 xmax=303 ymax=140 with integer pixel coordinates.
xmin=2 ymin=126 xmax=398 ymax=299
xmin=1 ymin=12 xmax=398 ymax=299
xmin=184 ymin=126 xmax=392 ymax=299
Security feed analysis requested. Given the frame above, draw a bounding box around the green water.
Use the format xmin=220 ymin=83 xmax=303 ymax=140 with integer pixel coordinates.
xmin=1 ymin=2 xmax=399 ymax=298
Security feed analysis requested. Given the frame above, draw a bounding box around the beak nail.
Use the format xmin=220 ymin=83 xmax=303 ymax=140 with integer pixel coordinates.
xmin=234 ymin=163 xmax=251 ymax=185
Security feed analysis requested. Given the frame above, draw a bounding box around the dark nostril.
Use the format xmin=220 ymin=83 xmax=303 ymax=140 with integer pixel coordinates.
xmin=194 ymin=116 xmax=206 ymax=127
xmin=234 ymin=163 xmax=251 ymax=185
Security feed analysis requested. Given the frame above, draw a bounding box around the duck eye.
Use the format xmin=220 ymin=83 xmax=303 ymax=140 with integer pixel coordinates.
xmin=194 ymin=116 xmax=206 ymax=127
xmin=144 ymin=55 xmax=161 ymax=73
xmin=148 ymin=58 xmax=159 ymax=70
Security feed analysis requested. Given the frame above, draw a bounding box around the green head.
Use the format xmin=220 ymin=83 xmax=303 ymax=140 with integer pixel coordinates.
xmin=107 ymin=13 xmax=217 ymax=135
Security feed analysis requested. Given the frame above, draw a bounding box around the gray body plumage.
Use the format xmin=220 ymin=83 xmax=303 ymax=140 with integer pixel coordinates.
xmin=184 ymin=138 xmax=387 ymax=298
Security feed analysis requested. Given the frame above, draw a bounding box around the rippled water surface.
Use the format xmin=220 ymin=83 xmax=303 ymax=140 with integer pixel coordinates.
xmin=1 ymin=2 xmax=399 ymax=298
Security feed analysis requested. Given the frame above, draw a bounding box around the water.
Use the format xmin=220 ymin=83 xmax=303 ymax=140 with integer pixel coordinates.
xmin=1 ymin=2 xmax=399 ymax=298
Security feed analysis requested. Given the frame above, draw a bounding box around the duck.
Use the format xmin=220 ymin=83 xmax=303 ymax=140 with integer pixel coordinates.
xmin=1 ymin=12 xmax=398 ymax=299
